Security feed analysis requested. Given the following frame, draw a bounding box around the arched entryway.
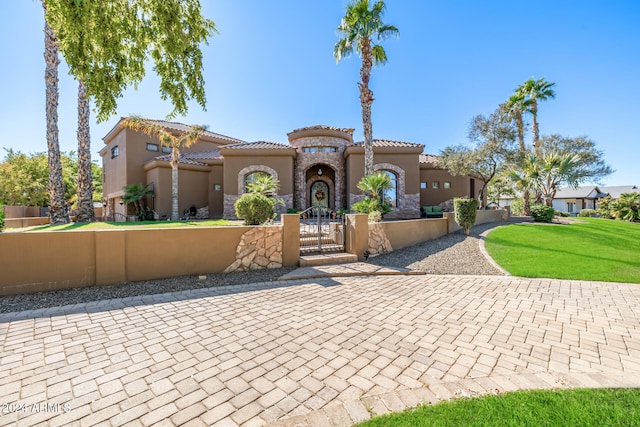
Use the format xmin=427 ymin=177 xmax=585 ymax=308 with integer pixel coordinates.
xmin=305 ymin=164 xmax=336 ymax=210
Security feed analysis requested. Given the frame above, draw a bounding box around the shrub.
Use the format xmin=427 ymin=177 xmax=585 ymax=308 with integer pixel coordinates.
xmin=0 ymin=205 xmax=4 ymax=232
xmin=368 ymin=211 xmax=382 ymax=223
xmin=611 ymin=192 xmax=640 ymax=222
xmin=530 ymin=204 xmax=555 ymax=223
xmin=454 ymin=198 xmax=478 ymax=235
xmin=555 ymin=210 xmax=570 ymax=217
xmin=286 ymin=208 xmax=299 ymax=214
xmin=234 ymin=193 xmax=277 ymax=225
xmin=597 ymin=196 xmax=614 ymax=219
xmin=352 ymin=198 xmax=391 ymax=216
xmin=578 ymin=209 xmax=598 ymax=218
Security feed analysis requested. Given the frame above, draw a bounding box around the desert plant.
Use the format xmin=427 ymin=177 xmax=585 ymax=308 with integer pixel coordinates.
xmin=352 ymin=198 xmax=391 ymax=216
xmin=530 ymin=204 xmax=555 ymax=223
xmin=234 ymin=193 xmax=278 ymax=225
xmin=611 ymin=192 xmax=640 ymax=222
xmin=597 ymin=195 xmax=614 ymax=219
xmin=454 ymin=197 xmax=478 ymax=235
xmin=578 ymin=209 xmax=598 ymax=218
xmin=368 ymin=211 xmax=382 ymax=223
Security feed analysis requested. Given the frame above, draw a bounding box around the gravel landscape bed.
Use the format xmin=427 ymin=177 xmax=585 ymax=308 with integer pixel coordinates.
xmin=0 ymin=218 xmax=527 ymax=314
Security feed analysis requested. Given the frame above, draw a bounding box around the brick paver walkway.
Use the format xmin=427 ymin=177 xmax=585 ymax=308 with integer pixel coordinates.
xmin=2 ymin=274 xmax=640 ymax=426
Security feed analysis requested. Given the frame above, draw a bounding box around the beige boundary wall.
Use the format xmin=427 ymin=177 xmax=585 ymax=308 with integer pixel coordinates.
xmin=0 ymin=211 xmax=505 ymax=296
xmin=0 ymin=215 xmax=301 ymax=296
xmin=444 ymin=209 xmax=505 ymax=233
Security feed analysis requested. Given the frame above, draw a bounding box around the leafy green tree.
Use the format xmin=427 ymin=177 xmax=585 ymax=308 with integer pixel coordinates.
xmin=334 ymin=0 xmax=398 ymax=176
xmin=439 ymin=106 xmax=517 ymax=208
xmin=0 ymin=150 xmax=101 ymax=208
xmin=44 ymin=0 xmax=217 ymax=223
xmin=538 ymin=134 xmax=614 ymax=183
xmin=611 ymin=192 xmax=640 ymax=222
xmin=121 ymin=116 xmax=207 ymax=221
xmin=0 ymin=205 xmax=4 ymax=232
xmin=516 ymin=77 xmax=556 ymax=153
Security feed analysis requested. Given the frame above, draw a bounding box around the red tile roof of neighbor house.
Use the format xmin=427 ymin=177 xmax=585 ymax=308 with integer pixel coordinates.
xmin=137 ymin=119 xmax=245 ymax=144
xmin=353 ymin=139 xmax=424 ymax=148
xmin=419 ymin=154 xmax=440 ymax=165
xmin=222 ymin=141 xmax=294 ymax=150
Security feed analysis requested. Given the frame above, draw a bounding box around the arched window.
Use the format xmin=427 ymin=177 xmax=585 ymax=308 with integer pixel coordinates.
xmin=244 ymin=171 xmax=269 ymax=193
xmin=381 ymin=170 xmax=397 ymax=208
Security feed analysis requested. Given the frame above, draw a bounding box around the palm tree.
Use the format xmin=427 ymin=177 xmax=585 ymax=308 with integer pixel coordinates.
xmin=517 ymin=77 xmax=556 ymax=153
xmin=334 ymin=0 xmax=398 ymax=176
xmin=122 ymin=183 xmax=154 ymax=220
xmin=504 ymin=93 xmax=532 ymax=215
xmin=611 ymin=192 xmax=640 ymax=223
xmin=121 ymin=116 xmax=207 ymax=220
xmin=75 ymin=80 xmax=95 ymax=222
xmin=245 ymin=174 xmax=280 ymax=197
xmin=43 ymin=6 xmax=70 ymax=225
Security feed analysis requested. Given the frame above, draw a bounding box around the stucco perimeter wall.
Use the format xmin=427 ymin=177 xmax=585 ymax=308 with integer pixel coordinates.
xmin=376 ymin=218 xmax=448 ymax=252
xmin=444 ymin=209 xmax=505 ymax=233
xmin=4 ymin=217 xmax=50 ymax=229
xmin=0 ymin=225 xmax=294 ymax=296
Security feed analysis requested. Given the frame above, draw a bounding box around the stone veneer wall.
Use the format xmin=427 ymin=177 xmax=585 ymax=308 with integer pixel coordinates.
xmin=293 ymin=135 xmax=348 ymax=210
xmin=368 ymin=222 xmax=393 ymax=255
xmin=224 ymin=226 xmax=283 ymax=272
xmin=224 ymin=194 xmax=293 ymax=220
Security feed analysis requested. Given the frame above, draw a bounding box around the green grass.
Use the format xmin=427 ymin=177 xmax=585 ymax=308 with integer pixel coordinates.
xmin=18 ymin=219 xmax=239 ymax=232
xmin=357 ymin=388 xmax=640 ymax=427
xmin=485 ymin=218 xmax=640 ymax=283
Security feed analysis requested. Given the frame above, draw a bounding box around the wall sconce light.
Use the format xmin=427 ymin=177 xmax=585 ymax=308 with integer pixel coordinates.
xmin=119 ymin=200 xmax=124 ymax=206
xmin=318 ymin=168 xmax=323 ymax=176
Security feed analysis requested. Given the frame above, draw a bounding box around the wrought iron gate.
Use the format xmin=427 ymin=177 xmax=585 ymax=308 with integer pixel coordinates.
xmin=299 ymin=206 xmax=345 ymax=254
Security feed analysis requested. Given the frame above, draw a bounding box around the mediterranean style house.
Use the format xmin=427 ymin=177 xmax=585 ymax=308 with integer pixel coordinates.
xmin=99 ymin=119 xmax=484 ymax=220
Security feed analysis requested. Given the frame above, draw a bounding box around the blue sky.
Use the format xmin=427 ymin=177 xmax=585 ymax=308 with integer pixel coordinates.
xmin=2 ymin=1 xmax=638 ymax=186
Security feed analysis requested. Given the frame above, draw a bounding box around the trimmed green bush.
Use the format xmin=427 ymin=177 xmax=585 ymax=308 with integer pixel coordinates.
xmin=367 ymin=211 xmax=382 ymax=223
xmin=454 ymin=198 xmax=478 ymax=235
xmin=555 ymin=210 xmax=570 ymax=217
xmin=531 ymin=204 xmax=555 ymax=223
xmin=578 ymin=209 xmax=598 ymax=218
xmin=234 ymin=193 xmax=277 ymax=225
xmin=0 ymin=205 xmax=4 ymax=232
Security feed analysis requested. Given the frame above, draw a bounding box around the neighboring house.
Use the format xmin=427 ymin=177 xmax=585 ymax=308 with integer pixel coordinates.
xmin=552 ymin=186 xmax=608 ymax=214
xmin=599 ymin=185 xmax=639 ymax=199
xmin=99 ymin=119 xmax=484 ymax=220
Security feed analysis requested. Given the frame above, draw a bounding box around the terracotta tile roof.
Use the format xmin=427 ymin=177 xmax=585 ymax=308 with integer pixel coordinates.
xmin=223 ymin=141 xmax=293 ymax=150
xmin=290 ymin=125 xmax=355 ymax=135
xmin=419 ymin=154 xmax=440 ymax=164
xmin=181 ymin=150 xmax=223 ymax=160
xmin=153 ymin=154 xmax=208 ymax=166
xmin=353 ymin=139 xmax=424 ymax=148
xmin=136 ymin=119 xmax=245 ymax=144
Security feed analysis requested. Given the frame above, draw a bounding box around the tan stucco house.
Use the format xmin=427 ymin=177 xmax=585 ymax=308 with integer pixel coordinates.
xmin=99 ymin=119 xmax=483 ymax=220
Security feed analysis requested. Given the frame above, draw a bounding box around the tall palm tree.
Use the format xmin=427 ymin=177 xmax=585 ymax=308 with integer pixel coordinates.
xmin=43 ymin=5 xmax=69 ymax=225
xmin=75 ymin=80 xmax=95 ymax=222
xmin=504 ymin=93 xmax=532 ymax=215
xmin=121 ymin=116 xmax=207 ymax=220
xmin=334 ymin=0 xmax=398 ymax=176
xmin=517 ymin=77 xmax=556 ymax=153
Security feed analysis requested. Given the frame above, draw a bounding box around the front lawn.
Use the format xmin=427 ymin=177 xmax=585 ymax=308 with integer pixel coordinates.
xmin=18 ymin=219 xmax=239 ymax=232
xmin=357 ymin=388 xmax=640 ymax=427
xmin=485 ymin=218 xmax=640 ymax=283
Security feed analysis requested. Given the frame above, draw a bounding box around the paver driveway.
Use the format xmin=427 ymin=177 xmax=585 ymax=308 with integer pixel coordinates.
xmin=1 ymin=274 xmax=640 ymax=426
